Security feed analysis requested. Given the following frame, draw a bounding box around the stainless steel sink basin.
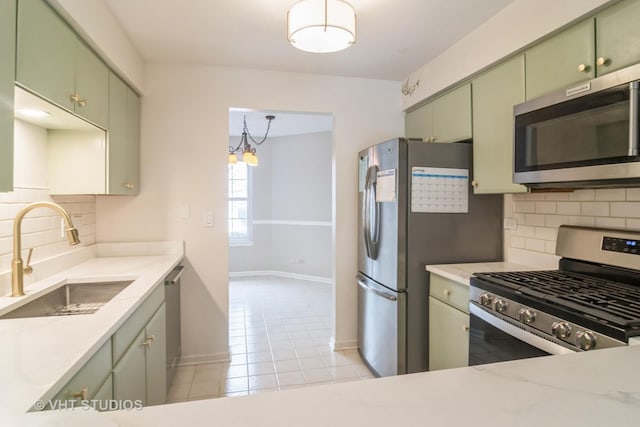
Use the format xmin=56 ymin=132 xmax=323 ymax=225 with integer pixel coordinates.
xmin=0 ymin=280 xmax=134 ymax=319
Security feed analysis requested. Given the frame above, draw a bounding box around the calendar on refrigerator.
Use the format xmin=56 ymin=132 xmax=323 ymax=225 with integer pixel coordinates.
xmin=410 ymin=167 xmax=469 ymax=213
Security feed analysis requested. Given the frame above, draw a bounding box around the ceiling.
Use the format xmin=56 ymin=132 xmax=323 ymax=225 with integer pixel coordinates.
xmin=104 ymin=0 xmax=515 ymax=82
xmin=103 ymin=0 xmax=516 ymax=136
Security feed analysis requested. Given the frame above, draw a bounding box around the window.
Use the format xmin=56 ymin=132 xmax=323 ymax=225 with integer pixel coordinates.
xmin=228 ymin=162 xmax=252 ymax=244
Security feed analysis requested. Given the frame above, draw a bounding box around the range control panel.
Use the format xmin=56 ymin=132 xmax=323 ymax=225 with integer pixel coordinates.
xmin=602 ymin=236 xmax=640 ymax=255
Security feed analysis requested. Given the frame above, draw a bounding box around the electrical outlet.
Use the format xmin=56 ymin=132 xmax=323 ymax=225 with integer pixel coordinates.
xmin=503 ymin=218 xmax=517 ymax=230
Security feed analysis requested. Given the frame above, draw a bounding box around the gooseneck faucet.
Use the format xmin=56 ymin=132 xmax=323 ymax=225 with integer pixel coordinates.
xmin=11 ymin=201 xmax=81 ymax=297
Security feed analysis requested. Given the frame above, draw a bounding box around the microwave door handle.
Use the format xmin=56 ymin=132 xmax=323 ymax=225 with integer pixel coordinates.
xmin=630 ymin=81 xmax=639 ymax=156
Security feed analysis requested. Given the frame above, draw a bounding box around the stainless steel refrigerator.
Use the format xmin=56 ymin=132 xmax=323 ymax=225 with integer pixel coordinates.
xmin=357 ymin=138 xmax=503 ymax=377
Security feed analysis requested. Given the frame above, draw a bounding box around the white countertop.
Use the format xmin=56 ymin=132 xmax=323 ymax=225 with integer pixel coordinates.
xmin=427 ymin=261 xmax=546 ymax=286
xmin=0 ymin=242 xmax=184 ymax=414
xmin=10 ymin=344 xmax=640 ymax=426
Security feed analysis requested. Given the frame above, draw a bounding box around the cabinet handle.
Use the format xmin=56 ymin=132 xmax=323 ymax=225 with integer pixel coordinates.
xmin=71 ymin=386 xmax=88 ymax=400
xmin=77 ymin=99 xmax=87 ymax=107
xmin=596 ymin=57 xmax=609 ymax=67
xmin=471 ymin=180 xmax=478 ymax=187
xmin=142 ymin=337 xmax=153 ymax=348
xmin=463 ymin=325 xmax=469 ymax=332
xmin=124 ymin=183 xmax=135 ymax=190
xmin=443 ymin=289 xmax=451 ymax=297
xmin=577 ymin=63 xmax=589 ymax=73
xmin=70 ymin=94 xmax=80 ymax=103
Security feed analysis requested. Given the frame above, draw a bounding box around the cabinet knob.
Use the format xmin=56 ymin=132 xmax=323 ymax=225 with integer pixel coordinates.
xmin=596 ymin=57 xmax=609 ymax=67
xmin=577 ymin=63 xmax=589 ymax=73
xmin=443 ymin=289 xmax=451 ymax=297
xmin=142 ymin=337 xmax=153 ymax=348
xmin=70 ymin=94 xmax=80 ymax=102
xmin=463 ymin=325 xmax=469 ymax=332
xmin=471 ymin=180 xmax=478 ymax=187
xmin=77 ymin=99 xmax=87 ymax=107
xmin=124 ymin=183 xmax=135 ymax=190
xmin=71 ymin=386 xmax=88 ymax=400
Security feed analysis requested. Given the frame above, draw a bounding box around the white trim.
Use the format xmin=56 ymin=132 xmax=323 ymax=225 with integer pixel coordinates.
xmin=330 ymin=336 xmax=358 ymax=351
xmin=253 ymin=219 xmax=332 ymax=227
xmin=176 ymin=351 xmax=231 ymax=366
xmin=229 ymin=270 xmax=333 ymax=284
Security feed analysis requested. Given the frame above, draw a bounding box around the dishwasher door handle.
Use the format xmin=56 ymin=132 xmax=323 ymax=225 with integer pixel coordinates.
xmin=165 ymin=265 xmax=185 ymax=286
xmin=357 ymin=276 xmax=397 ymax=301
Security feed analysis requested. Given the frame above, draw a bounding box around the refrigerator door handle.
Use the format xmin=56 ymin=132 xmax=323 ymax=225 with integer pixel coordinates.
xmin=357 ymin=276 xmax=397 ymax=301
xmin=364 ymin=166 xmax=380 ymax=260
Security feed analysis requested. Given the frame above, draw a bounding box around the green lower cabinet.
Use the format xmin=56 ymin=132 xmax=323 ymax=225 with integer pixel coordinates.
xmin=595 ymin=0 xmax=640 ymax=76
xmin=113 ymin=329 xmax=147 ymax=405
xmin=48 ymin=339 xmax=112 ymax=410
xmin=472 ymin=55 xmax=527 ymax=194
xmin=112 ymin=302 xmax=167 ymax=407
xmin=428 ymin=296 xmax=470 ymax=371
xmin=92 ymin=374 xmax=113 ymax=411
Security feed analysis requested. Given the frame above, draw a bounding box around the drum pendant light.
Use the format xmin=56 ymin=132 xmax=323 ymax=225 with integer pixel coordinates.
xmin=287 ymin=0 xmax=356 ymax=53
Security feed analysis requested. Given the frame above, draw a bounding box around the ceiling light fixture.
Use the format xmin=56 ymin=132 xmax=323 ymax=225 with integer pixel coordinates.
xmin=228 ymin=115 xmax=276 ymax=167
xmin=287 ymin=0 xmax=356 ymax=53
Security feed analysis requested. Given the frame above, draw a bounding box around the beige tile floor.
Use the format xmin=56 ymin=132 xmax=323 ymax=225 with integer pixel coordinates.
xmin=167 ymin=277 xmax=374 ymax=402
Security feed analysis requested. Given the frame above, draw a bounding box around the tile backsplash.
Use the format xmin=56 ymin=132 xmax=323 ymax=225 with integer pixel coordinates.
xmin=504 ymin=188 xmax=640 ymax=267
xmin=0 ymin=188 xmax=95 ymax=273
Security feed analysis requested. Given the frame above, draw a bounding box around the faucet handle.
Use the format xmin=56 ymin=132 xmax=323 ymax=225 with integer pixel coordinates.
xmin=23 ymin=248 xmax=34 ymax=275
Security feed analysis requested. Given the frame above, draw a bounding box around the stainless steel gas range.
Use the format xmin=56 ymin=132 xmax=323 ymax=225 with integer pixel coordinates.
xmin=469 ymin=225 xmax=640 ymax=365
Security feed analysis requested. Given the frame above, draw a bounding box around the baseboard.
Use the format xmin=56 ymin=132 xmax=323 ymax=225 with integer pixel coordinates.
xmin=229 ymin=270 xmax=333 ymax=284
xmin=177 ymin=351 xmax=230 ymax=366
xmin=330 ymin=336 xmax=358 ymax=351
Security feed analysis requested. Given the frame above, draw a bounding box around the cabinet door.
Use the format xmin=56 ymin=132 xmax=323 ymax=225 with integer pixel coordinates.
xmin=126 ymin=88 xmax=141 ymax=194
xmin=472 ymin=55 xmax=527 ymax=194
xmin=405 ymin=102 xmax=433 ymax=141
xmin=595 ymin=0 xmax=640 ymax=75
xmin=113 ymin=329 xmax=147 ymax=406
xmin=108 ymin=73 xmax=140 ymax=195
xmin=0 ymin=0 xmax=15 ymax=192
xmin=75 ymin=39 xmax=109 ymax=128
xmin=431 ymin=83 xmax=472 ymax=142
xmin=93 ymin=375 xmax=113 ymax=411
xmin=429 ymin=296 xmax=470 ymax=371
xmin=145 ymin=304 xmax=167 ymax=406
xmin=525 ymin=19 xmax=595 ymax=100
xmin=16 ymin=0 xmax=75 ymax=112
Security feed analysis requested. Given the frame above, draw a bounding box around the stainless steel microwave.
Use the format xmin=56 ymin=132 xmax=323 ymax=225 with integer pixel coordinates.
xmin=513 ymin=64 xmax=640 ymax=188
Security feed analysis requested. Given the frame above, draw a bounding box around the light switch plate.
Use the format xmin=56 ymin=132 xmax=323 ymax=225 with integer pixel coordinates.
xmin=203 ymin=211 xmax=214 ymax=227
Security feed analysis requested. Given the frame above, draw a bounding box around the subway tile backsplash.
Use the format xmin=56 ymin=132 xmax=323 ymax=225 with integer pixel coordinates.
xmin=0 ymin=188 xmax=95 ymax=273
xmin=505 ymin=188 xmax=640 ymax=262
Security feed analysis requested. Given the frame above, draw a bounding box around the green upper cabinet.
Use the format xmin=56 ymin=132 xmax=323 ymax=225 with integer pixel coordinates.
xmin=0 ymin=0 xmax=16 ymax=192
xmin=595 ymin=0 xmax=640 ymax=76
xmin=108 ymin=72 xmax=140 ymax=195
xmin=16 ymin=0 xmax=108 ymax=128
xmin=472 ymin=55 xmax=527 ymax=194
xmin=405 ymin=83 xmax=472 ymax=143
xmin=525 ymin=19 xmax=595 ymax=100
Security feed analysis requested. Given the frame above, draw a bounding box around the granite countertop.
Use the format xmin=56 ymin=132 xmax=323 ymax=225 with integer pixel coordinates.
xmin=0 ymin=242 xmax=184 ymax=414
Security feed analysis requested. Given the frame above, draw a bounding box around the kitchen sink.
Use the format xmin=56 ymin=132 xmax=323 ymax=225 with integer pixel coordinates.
xmin=0 ymin=280 xmax=134 ymax=319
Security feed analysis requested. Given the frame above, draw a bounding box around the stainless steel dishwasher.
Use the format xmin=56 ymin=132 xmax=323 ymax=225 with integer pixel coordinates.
xmin=164 ymin=265 xmax=184 ymax=388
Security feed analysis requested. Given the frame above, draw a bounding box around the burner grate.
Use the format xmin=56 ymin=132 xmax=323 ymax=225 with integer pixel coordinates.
xmin=475 ymin=270 xmax=640 ymax=328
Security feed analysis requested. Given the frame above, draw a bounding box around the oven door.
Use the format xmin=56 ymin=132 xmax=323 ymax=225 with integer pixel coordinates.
xmin=468 ymin=303 xmax=574 ymax=366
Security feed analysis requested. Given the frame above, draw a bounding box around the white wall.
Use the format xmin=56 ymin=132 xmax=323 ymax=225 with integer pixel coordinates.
xmin=229 ymin=131 xmax=333 ymax=281
xmin=96 ymin=64 xmax=403 ymax=362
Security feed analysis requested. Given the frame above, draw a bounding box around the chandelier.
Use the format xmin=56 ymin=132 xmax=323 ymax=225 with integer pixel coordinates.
xmin=287 ymin=0 xmax=356 ymax=53
xmin=228 ymin=115 xmax=276 ymax=166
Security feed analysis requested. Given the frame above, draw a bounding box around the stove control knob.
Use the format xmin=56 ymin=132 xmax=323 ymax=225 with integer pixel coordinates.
xmin=551 ymin=322 xmax=572 ymax=339
xmin=518 ymin=308 xmax=536 ymax=324
xmin=494 ymin=299 xmax=508 ymax=313
xmin=576 ymin=331 xmax=597 ymax=351
xmin=479 ymin=293 xmax=493 ymax=306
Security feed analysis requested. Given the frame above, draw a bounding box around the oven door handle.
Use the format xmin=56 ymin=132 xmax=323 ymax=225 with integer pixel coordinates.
xmin=469 ymin=304 xmax=576 ymax=356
